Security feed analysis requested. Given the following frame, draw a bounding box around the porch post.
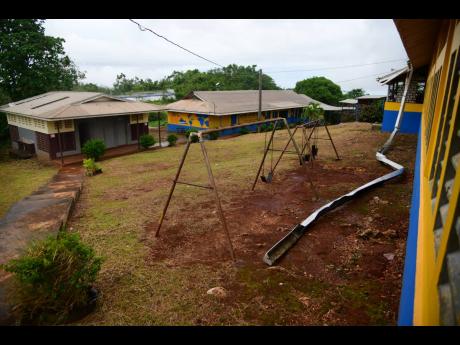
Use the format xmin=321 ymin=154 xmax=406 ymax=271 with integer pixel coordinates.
xmin=136 ymin=114 xmax=140 ymax=151
xmin=56 ymin=121 xmax=64 ymax=167
xmin=157 ymin=112 xmax=161 ymax=147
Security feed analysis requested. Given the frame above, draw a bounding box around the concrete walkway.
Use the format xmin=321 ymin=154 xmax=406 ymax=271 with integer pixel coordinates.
xmin=0 ymin=165 xmax=83 ymax=324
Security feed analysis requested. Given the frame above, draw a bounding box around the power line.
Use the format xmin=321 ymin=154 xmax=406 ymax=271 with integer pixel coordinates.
xmin=336 ymin=72 xmax=390 ymax=83
xmin=265 ymin=59 xmax=406 ymax=74
xmin=129 ymin=19 xmax=224 ymax=68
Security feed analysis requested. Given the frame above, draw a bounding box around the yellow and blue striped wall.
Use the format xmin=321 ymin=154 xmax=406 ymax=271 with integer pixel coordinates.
xmin=382 ymin=101 xmax=423 ymax=134
xmin=398 ymin=19 xmax=460 ymax=325
xmin=167 ymin=109 xmax=302 ymax=135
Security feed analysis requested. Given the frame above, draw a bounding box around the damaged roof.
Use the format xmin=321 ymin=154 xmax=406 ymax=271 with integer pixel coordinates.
xmin=0 ymin=91 xmax=165 ymax=120
xmin=376 ymin=66 xmax=410 ymax=85
xmin=166 ymin=90 xmax=342 ymax=115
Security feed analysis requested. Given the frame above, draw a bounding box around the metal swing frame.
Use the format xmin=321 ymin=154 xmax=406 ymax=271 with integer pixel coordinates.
xmin=298 ymin=119 xmax=341 ymax=162
xmin=155 ymin=117 xmax=317 ymax=262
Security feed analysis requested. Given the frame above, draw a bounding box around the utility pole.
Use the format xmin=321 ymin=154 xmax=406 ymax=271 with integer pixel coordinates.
xmin=258 ymin=69 xmax=262 ymax=121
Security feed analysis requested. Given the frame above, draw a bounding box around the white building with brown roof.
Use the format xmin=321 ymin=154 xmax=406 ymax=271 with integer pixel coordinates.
xmin=0 ymin=91 xmax=164 ymax=160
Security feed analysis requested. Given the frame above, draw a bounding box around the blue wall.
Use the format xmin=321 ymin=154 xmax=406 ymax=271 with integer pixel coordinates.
xmin=382 ymin=110 xmax=421 ymax=134
xmin=398 ymin=124 xmax=421 ymax=325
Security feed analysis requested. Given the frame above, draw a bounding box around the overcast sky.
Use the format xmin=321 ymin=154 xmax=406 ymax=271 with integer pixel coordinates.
xmin=44 ymin=19 xmax=408 ymax=95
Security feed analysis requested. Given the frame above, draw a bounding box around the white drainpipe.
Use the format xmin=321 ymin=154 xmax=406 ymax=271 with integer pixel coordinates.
xmin=380 ymin=61 xmax=414 ymax=154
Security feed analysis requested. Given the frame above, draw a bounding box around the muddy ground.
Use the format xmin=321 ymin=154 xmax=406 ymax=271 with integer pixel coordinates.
xmin=144 ymin=131 xmax=417 ymax=325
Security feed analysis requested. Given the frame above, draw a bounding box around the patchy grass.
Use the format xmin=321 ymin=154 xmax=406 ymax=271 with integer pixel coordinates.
xmin=67 ymin=122 xmax=416 ymax=325
xmin=0 ymin=158 xmax=57 ymax=218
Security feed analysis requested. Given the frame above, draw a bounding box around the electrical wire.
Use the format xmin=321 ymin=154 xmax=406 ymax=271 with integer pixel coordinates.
xmin=265 ymin=59 xmax=406 ymax=74
xmin=336 ymin=72 xmax=393 ymax=83
xmin=128 ymin=19 xmax=224 ymax=68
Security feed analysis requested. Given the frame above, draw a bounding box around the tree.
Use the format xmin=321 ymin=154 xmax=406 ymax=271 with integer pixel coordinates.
xmin=73 ymin=82 xmax=111 ymax=94
xmin=302 ymin=103 xmax=324 ymax=121
xmin=343 ymin=88 xmax=365 ymax=99
xmin=294 ymin=77 xmax=343 ymax=105
xmin=0 ymin=19 xmax=84 ymax=102
xmin=112 ymin=65 xmax=281 ymax=100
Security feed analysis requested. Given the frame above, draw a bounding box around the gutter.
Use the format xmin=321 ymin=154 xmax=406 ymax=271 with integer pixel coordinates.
xmin=263 ymin=62 xmax=414 ymax=266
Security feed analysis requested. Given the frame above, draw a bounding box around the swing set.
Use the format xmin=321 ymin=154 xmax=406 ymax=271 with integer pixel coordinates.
xmin=155 ymin=116 xmax=339 ymax=262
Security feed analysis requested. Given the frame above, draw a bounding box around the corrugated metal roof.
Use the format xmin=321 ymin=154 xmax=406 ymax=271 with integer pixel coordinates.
xmin=1 ymin=91 xmax=165 ymax=120
xmin=167 ymin=90 xmax=342 ymax=115
xmin=376 ymin=66 xmax=409 ymax=85
xmin=356 ymin=95 xmax=387 ymax=100
xmin=339 ymin=98 xmax=358 ymax=104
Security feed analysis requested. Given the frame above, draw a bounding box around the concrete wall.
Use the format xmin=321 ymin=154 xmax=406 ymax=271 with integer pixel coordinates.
xmin=381 ymin=101 xmax=423 ymax=134
xmin=167 ymin=108 xmax=304 ymax=135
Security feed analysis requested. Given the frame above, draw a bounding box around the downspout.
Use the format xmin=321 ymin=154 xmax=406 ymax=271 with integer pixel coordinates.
xmin=263 ymin=61 xmax=414 ymax=266
xmin=380 ymin=62 xmax=414 ymax=154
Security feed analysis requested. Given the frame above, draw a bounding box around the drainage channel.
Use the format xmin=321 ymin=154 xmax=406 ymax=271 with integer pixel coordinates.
xmin=263 ymin=62 xmax=413 ymax=266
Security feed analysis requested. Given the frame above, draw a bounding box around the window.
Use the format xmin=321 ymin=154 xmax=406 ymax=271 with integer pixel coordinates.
xmin=416 ymin=81 xmax=426 ymax=103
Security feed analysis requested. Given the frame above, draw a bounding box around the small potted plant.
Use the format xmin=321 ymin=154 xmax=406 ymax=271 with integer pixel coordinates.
xmin=83 ymin=158 xmax=102 ymax=176
xmin=1 ymin=231 xmax=103 ymax=325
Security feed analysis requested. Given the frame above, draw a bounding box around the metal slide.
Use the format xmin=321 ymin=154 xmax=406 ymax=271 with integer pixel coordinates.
xmin=263 ymin=62 xmax=413 ymax=266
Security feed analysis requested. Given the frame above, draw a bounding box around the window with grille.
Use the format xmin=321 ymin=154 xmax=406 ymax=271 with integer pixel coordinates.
xmin=426 ymin=68 xmax=443 ymax=149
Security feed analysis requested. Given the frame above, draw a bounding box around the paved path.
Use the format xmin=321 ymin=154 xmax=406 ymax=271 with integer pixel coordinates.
xmin=0 ymin=165 xmax=83 ymax=324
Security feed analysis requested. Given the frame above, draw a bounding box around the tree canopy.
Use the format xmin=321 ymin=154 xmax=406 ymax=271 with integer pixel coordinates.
xmin=343 ymin=88 xmax=366 ymax=99
xmin=294 ymin=76 xmax=343 ymax=105
xmin=0 ymin=19 xmax=84 ymax=102
xmin=112 ymin=64 xmax=280 ymax=99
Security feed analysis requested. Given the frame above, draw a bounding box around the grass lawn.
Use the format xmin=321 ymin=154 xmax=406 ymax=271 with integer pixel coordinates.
xmin=68 ymin=122 xmax=417 ymax=325
xmin=0 ymin=145 xmax=58 ymax=218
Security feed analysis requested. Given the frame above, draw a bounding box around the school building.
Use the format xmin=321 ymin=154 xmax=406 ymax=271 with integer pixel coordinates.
xmin=165 ymin=90 xmax=342 ymax=135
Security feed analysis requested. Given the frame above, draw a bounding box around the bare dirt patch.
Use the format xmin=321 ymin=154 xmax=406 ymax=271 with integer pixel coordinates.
xmin=143 ymin=129 xmax=415 ymax=324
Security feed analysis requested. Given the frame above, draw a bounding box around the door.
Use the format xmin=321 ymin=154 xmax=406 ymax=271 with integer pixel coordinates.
xmin=78 ymin=120 xmax=90 ymax=149
xmin=114 ymin=116 xmax=128 ymax=146
xmin=231 ymin=115 xmax=238 ymax=126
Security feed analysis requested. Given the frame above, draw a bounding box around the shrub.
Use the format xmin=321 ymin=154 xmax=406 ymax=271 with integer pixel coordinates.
xmin=359 ymin=100 xmax=384 ymax=123
xmin=189 ymin=133 xmax=200 ymax=143
xmin=139 ymin=134 xmax=156 ymax=148
xmin=83 ymin=158 xmax=101 ymax=176
xmin=208 ymin=131 xmax=219 ymax=140
xmin=81 ymin=139 xmax=106 ymax=161
xmin=240 ymin=127 xmax=249 ymax=135
xmin=167 ymin=134 xmax=178 ymax=146
xmin=1 ymin=232 xmax=103 ymax=324
xmin=185 ymin=128 xmax=198 ymax=138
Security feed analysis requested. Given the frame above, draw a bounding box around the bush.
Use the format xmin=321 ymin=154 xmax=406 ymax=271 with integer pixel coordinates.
xmin=189 ymin=133 xmax=200 ymax=143
xmin=240 ymin=127 xmax=249 ymax=135
xmin=167 ymin=134 xmax=178 ymax=146
xmin=359 ymin=100 xmax=384 ymax=123
xmin=139 ymin=134 xmax=156 ymax=148
xmin=185 ymin=128 xmax=198 ymax=138
xmin=1 ymin=232 xmax=103 ymax=324
xmin=208 ymin=131 xmax=219 ymax=140
xmin=83 ymin=158 xmax=101 ymax=176
xmin=81 ymin=139 xmax=106 ymax=161
xmin=259 ymin=124 xmax=268 ymax=132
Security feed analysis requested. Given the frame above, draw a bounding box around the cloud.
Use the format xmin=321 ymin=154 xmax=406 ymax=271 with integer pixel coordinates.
xmin=44 ymin=19 xmax=407 ymax=95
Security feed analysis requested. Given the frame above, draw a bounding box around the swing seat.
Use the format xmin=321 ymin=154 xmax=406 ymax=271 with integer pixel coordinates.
xmin=261 ymin=171 xmax=273 ymax=183
xmin=312 ymin=145 xmax=318 ymax=158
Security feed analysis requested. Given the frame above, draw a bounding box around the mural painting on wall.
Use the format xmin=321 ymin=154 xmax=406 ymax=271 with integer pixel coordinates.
xmin=177 ymin=114 xmax=209 ymax=128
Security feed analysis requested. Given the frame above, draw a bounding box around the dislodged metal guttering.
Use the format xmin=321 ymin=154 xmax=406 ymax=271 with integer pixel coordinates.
xmin=263 ymin=62 xmax=414 ymax=266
